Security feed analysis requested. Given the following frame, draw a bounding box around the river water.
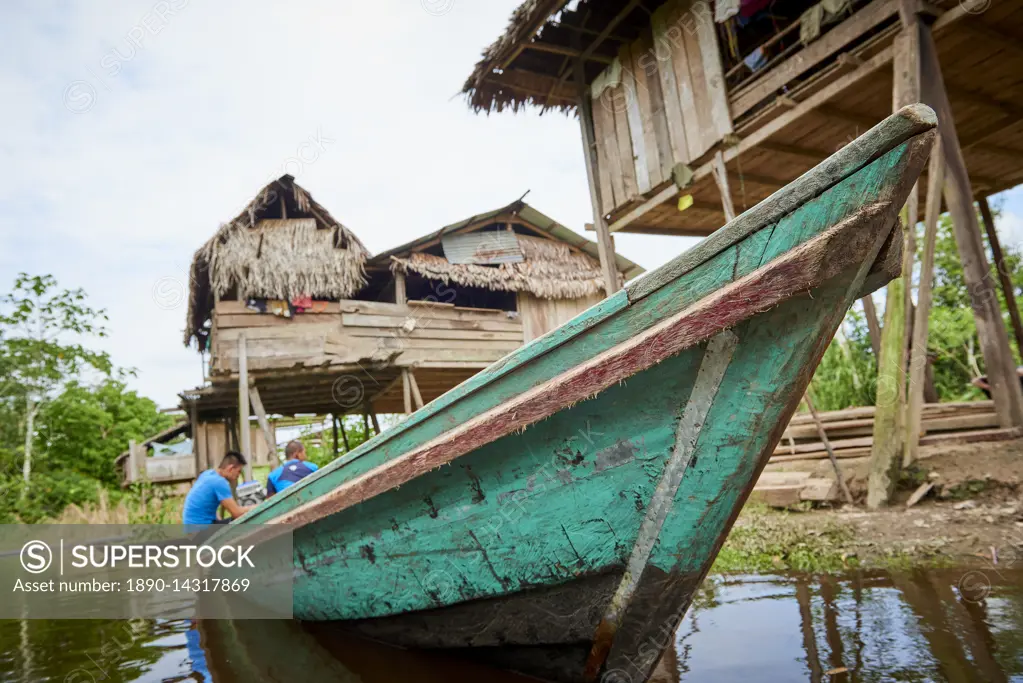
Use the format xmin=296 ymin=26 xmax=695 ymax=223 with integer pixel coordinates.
xmin=2 ymin=568 xmax=1021 ymax=682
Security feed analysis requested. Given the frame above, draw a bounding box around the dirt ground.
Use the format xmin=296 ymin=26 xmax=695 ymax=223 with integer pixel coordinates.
xmin=726 ymin=438 xmax=1023 ymax=570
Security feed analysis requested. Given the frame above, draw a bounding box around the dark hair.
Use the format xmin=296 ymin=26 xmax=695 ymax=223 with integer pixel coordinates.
xmin=220 ymin=451 xmax=247 ymax=468
xmin=285 ymin=441 xmax=305 ymax=458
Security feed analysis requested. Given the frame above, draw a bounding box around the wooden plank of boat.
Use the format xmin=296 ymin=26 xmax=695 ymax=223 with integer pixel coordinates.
xmin=222 ymin=105 xmax=936 ymax=683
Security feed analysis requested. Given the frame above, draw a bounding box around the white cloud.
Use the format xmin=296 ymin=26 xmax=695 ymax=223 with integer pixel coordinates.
xmin=0 ymin=0 xmax=698 ymax=408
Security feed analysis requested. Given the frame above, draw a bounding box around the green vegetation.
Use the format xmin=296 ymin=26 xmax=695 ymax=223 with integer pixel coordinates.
xmin=712 ymin=504 xmax=860 ymax=573
xmin=807 ymin=208 xmax=1023 ymax=411
xmin=0 ymin=273 xmax=172 ymax=523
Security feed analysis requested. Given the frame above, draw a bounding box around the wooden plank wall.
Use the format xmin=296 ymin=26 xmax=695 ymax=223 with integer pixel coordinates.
xmin=591 ymin=0 xmax=733 ymax=216
xmin=211 ymin=300 xmax=525 ymax=374
xmin=517 ymin=293 xmax=604 ymax=342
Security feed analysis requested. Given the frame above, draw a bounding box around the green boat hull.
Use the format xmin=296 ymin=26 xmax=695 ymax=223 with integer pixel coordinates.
xmin=228 ymin=106 xmax=936 ymax=683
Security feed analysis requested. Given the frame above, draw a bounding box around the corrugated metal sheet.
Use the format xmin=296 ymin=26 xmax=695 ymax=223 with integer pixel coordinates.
xmin=442 ymin=230 xmax=524 ymax=265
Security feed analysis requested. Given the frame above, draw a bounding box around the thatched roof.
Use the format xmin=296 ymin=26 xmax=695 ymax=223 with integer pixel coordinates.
xmin=184 ymin=175 xmax=369 ymax=347
xmin=462 ymin=0 xmax=658 ymax=113
xmin=371 ymin=200 xmax=642 ymax=299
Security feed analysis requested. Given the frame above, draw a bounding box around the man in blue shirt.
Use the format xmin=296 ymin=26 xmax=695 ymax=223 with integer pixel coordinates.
xmin=266 ymin=440 xmax=319 ymax=496
xmin=182 ymin=451 xmax=253 ymax=525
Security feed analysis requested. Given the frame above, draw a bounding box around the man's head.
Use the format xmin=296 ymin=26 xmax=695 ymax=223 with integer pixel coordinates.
xmin=217 ymin=451 xmax=247 ymax=482
xmin=285 ymin=440 xmax=307 ymax=462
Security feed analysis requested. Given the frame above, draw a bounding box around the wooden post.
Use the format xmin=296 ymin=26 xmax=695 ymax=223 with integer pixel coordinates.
xmin=574 ymin=51 xmax=620 ymax=297
xmin=978 ymin=196 xmax=1023 ymax=358
xmin=905 ymin=141 xmax=944 ymax=466
xmin=247 ymin=382 xmax=278 ymax=463
xmin=362 ymin=411 xmax=370 ymax=440
xmin=370 ymin=410 xmax=381 ymax=435
xmin=862 ymin=295 xmax=882 ymax=358
xmin=188 ymin=399 xmax=200 ymax=476
xmin=711 ymin=150 xmax=737 ymax=222
xmin=804 ymin=393 xmax=853 ymax=504
xmin=394 ymin=270 xmax=407 ymax=306
xmin=919 ymin=21 xmax=1023 ymax=428
xmin=128 ymin=439 xmax=138 ymax=484
xmin=407 ymin=370 xmax=425 ymax=410
xmin=402 ymin=369 xmax=413 ymax=414
xmin=237 ymin=333 xmax=253 ymax=481
xmin=331 ymin=414 xmax=339 ymax=456
xmin=866 ymin=21 xmax=920 ymax=509
xmin=339 ymin=416 xmax=350 ymax=452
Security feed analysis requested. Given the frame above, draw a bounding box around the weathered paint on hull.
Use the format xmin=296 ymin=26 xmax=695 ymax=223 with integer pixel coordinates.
xmin=228 ymin=106 xmax=937 ymax=683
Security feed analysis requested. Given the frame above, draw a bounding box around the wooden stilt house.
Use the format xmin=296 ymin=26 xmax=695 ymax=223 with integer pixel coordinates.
xmin=464 ymin=0 xmax=1023 ymax=505
xmin=180 ymin=182 xmax=639 ymax=475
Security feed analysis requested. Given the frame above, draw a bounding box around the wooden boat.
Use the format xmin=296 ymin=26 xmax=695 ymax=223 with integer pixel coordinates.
xmin=231 ymin=105 xmax=936 ymax=683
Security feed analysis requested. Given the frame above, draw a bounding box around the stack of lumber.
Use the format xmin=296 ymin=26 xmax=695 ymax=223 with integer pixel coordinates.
xmin=752 ymin=401 xmax=1020 ymax=506
xmin=773 ymin=400 xmax=1015 ymax=463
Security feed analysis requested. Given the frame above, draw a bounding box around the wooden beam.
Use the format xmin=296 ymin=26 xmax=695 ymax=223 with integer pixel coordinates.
xmin=711 ymin=151 xmax=736 ymax=222
xmin=339 ymin=416 xmax=350 ymax=451
xmin=979 ymin=196 xmax=1023 ymax=357
xmin=574 ymin=48 xmax=621 ymax=294
xmin=332 ymin=414 xmax=339 ymax=456
xmin=394 ymin=270 xmax=406 ymax=305
xmin=402 ymin=369 xmax=413 ymax=414
xmin=580 ymin=0 xmax=976 ymax=238
xmin=523 ymin=41 xmax=613 ymax=63
xmin=960 ymin=19 xmax=1023 ymax=57
xmin=247 ymin=382 xmax=278 ymax=462
xmin=866 ymin=18 xmax=919 ymax=509
xmin=905 ymin=141 xmax=944 ymax=466
xmin=919 ymin=22 xmax=1023 ymax=428
xmin=237 ymin=333 xmax=253 ymax=480
xmin=931 ymin=0 xmax=986 ymax=31
xmin=862 ymin=294 xmax=882 ymax=358
xmin=758 ymin=141 xmax=827 ymax=162
xmin=804 ymin=393 xmax=854 ymax=503
xmin=729 ymin=0 xmax=899 ymax=118
xmin=407 ymin=370 xmax=425 ymax=410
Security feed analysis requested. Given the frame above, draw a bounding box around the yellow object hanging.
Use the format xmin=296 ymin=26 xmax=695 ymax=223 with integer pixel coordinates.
xmin=677 ymin=194 xmax=694 ymax=212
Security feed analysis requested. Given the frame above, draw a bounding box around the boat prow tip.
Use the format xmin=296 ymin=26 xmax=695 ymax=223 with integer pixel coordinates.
xmin=896 ymin=102 xmax=938 ymax=129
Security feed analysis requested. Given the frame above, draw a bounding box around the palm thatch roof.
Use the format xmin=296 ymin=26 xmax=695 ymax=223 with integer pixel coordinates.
xmin=462 ymin=0 xmax=655 ymax=113
xmin=185 ymin=175 xmax=369 ymax=347
xmin=371 ymin=200 xmax=642 ymax=299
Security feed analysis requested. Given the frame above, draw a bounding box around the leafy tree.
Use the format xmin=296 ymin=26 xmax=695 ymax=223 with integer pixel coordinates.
xmin=0 ymin=274 xmax=112 ymax=492
xmin=37 ymin=379 xmax=175 ymax=486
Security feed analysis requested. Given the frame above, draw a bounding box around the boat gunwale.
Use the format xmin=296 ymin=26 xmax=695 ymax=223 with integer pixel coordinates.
xmin=239 ymin=104 xmax=936 ymax=525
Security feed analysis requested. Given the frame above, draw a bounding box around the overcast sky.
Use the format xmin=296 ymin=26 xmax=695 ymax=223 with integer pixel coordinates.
xmin=2 ymin=0 xmax=1022 ymax=408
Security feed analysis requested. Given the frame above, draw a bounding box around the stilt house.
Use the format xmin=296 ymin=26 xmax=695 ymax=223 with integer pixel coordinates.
xmin=463 ymin=0 xmax=1023 ymax=503
xmin=180 ymin=180 xmax=639 ymax=474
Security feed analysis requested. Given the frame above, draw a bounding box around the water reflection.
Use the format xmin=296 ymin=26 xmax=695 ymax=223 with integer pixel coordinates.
xmin=671 ymin=570 xmax=1023 ymax=682
xmin=1 ymin=569 xmax=1020 ymax=682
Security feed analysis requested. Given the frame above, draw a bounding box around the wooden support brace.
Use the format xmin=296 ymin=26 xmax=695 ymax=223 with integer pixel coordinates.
xmin=402 ymin=369 xmax=413 ymax=414
xmin=978 ymin=196 xmax=1023 ymax=358
xmin=574 ymin=48 xmax=621 ymax=296
xmin=237 ymin=333 xmax=253 ymax=481
xmin=339 ymin=416 xmax=350 ymax=452
xmin=407 ymin=370 xmax=425 ymax=410
xmin=862 ymin=295 xmax=882 ymax=358
xmin=919 ymin=22 xmax=1023 ymax=428
xmin=711 ymin=150 xmax=737 ymax=222
xmin=332 ymin=414 xmax=340 ymax=456
xmin=867 ymin=18 xmax=920 ymax=508
xmin=805 ymin=393 xmax=854 ymax=504
xmin=247 ymin=382 xmax=278 ymax=463
xmin=905 ymin=141 xmax=944 ymax=466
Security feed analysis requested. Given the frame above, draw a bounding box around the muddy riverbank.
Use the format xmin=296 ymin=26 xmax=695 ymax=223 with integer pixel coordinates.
xmin=718 ymin=438 xmax=1023 ymax=572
